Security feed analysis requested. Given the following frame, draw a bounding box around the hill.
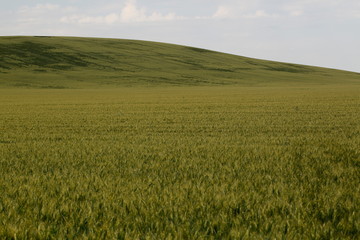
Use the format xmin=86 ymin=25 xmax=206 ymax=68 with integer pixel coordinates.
xmin=0 ymin=36 xmax=359 ymax=88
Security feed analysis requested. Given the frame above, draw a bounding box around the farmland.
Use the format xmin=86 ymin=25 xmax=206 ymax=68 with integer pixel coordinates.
xmin=0 ymin=86 xmax=359 ymax=239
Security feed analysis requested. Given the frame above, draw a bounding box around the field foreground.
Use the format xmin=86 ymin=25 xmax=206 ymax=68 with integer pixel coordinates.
xmin=0 ymin=86 xmax=359 ymax=239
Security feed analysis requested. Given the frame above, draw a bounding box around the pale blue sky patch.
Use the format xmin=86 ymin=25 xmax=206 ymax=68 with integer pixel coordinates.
xmin=0 ymin=0 xmax=359 ymax=72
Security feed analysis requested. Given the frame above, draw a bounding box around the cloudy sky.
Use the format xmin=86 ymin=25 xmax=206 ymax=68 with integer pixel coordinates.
xmin=1 ymin=0 xmax=359 ymax=72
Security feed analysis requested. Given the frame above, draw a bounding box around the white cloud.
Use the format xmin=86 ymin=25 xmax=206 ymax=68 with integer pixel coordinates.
xmin=16 ymin=4 xmax=61 ymax=24
xmin=281 ymin=0 xmax=360 ymax=18
xmin=120 ymin=0 xmax=146 ymax=22
xmin=282 ymin=2 xmax=305 ymax=17
xmin=60 ymin=0 xmax=183 ymax=25
xmin=289 ymin=10 xmax=303 ymax=17
xmin=212 ymin=5 xmax=276 ymax=19
xmin=120 ymin=0 xmax=181 ymax=22
xmin=32 ymin=4 xmax=60 ymax=11
xmin=18 ymin=4 xmax=60 ymax=15
xmin=61 ymin=13 xmax=119 ymax=24
xmin=244 ymin=10 xmax=275 ymax=19
xmin=213 ymin=6 xmax=233 ymax=19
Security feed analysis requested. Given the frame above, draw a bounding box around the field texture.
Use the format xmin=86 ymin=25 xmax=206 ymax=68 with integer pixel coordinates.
xmin=0 ymin=86 xmax=359 ymax=239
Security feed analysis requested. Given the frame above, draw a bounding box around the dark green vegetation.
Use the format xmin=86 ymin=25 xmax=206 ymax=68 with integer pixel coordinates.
xmin=0 ymin=87 xmax=359 ymax=239
xmin=0 ymin=36 xmax=359 ymax=88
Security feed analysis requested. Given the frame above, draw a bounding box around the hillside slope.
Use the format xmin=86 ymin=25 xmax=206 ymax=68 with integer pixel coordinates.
xmin=0 ymin=36 xmax=359 ymax=88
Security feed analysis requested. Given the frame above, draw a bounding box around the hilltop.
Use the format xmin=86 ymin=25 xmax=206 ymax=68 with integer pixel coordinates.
xmin=0 ymin=36 xmax=359 ymax=88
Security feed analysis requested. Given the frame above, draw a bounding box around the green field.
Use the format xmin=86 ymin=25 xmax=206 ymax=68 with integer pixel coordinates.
xmin=0 ymin=37 xmax=360 ymax=239
xmin=1 ymin=86 xmax=359 ymax=239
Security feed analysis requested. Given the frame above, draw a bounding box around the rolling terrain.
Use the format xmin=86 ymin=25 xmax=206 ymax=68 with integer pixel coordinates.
xmin=0 ymin=36 xmax=359 ymax=238
xmin=0 ymin=36 xmax=359 ymax=88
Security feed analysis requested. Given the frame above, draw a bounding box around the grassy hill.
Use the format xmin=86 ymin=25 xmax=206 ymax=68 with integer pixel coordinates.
xmin=0 ymin=36 xmax=359 ymax=88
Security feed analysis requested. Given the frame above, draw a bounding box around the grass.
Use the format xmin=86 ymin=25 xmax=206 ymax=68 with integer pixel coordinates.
xmin=1 ymin=36 xmax=360 ymax=89
xmin=0 ymin=86 xmax=359 ymax=239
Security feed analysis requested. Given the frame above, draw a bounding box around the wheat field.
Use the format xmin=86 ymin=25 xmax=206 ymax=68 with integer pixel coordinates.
xmin=0 ymin=86 xmax=359 ymax=239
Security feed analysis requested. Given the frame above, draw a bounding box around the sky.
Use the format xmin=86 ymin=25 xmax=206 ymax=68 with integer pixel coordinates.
xmin=1 ymin=0 xmax=359 ymax=73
